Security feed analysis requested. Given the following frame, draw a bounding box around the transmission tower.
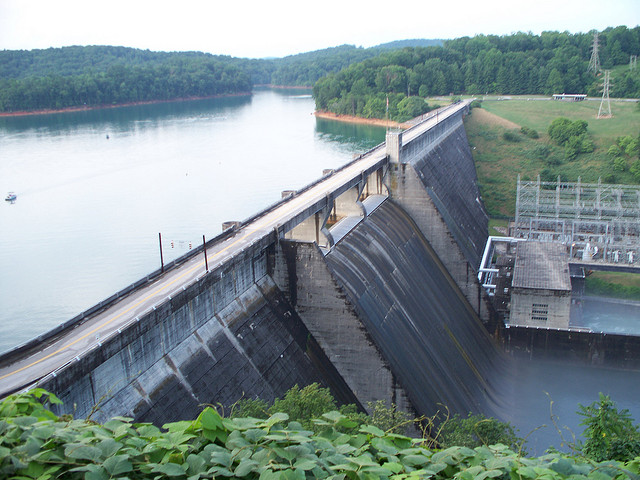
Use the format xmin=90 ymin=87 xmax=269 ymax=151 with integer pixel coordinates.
xmin=631 ymin=55 xmax=638 ymax=71
xmin=598 ymin=70 xmax=611 ymax=118
xmin=588 ymin=32 xmax=601 ymax=75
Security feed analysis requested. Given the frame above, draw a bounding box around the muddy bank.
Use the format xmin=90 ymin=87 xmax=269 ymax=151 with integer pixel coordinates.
xmin=314 ymin=111 xmax=409 ymax=129
xmin=0 ymin=92 xmax=252 ymax=118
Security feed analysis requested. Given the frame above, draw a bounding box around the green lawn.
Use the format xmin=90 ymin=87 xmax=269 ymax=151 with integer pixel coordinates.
xmin=482 ymin=98 xmax=640 ymax=146
xmin=466 ymin=98 xmax=640 ymax=217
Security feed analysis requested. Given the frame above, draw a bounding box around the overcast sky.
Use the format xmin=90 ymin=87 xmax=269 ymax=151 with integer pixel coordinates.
xmin=1 ymin=0 xmax=639 ymax=58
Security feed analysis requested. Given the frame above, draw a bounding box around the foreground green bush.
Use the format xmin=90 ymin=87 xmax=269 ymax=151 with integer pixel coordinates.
xmin=2 ymin=389 xmax=640 ymax=480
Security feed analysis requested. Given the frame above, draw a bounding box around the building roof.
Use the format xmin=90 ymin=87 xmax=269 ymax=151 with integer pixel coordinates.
xmin=512 ymin=241 xmax=571 ymax=291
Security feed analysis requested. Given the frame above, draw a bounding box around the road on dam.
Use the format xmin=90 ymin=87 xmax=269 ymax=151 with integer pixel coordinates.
xmin=0 ymin=101 xmax=468 ymax=397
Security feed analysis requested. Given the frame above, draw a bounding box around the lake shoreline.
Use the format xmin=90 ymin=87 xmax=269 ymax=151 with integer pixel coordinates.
xmin=0 ymin=92 xmax=252 ymax=118
xmin=314 ymin=110 xmax=409 ymax=128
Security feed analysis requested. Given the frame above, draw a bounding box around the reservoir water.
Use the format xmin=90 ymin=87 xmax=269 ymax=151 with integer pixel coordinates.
xmin=0 ymin=89 xmax=385 ymax=353
xmin=1 ymin=88 xmax=639 ymax=454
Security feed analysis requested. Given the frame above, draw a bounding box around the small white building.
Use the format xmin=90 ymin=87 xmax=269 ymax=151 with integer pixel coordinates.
xmin=509 ymin=241 xmax=571 ymax=329
xmin=552 ymin=94 xmax=587 ymax=101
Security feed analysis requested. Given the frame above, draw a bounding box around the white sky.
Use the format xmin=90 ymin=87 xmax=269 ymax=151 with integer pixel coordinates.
xmin=0 ymin=0 xmax=639 ymax=58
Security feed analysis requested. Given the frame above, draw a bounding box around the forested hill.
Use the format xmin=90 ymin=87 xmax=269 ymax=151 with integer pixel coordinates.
xmin=0 ymin=42 xmax=439 ymax=113
xmin=313 ymin=26 xmax=640 ymax=122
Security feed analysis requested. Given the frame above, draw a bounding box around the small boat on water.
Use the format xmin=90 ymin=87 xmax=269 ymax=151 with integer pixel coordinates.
xmin=5 ymin=192 xmax=17 ymax=202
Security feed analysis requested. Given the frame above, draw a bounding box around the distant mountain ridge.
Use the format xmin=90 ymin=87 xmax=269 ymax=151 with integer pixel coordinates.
xmin=374 ymin=39 xmax=445 ymax=49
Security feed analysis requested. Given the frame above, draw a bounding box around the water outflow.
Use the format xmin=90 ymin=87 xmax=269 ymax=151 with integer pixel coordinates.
xmin=326 ymin=200 xmax=509 ymax=419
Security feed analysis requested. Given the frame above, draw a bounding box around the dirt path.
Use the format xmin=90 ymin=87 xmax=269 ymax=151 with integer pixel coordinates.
xmin=471 ymin=107 xmax=520 ymax=129
xmin=314 ymin=111 xmax=410 ymax=129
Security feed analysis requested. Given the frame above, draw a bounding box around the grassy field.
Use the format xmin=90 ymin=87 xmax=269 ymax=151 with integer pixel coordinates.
xmin=585 ymin=270 xmax=640 ymax=301
xmin=464 ymin=98 xmax=640 ymax=217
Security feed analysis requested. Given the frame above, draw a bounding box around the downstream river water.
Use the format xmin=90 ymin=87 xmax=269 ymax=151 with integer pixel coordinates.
xmin=1 ymin=88 xmax=638 ymax=454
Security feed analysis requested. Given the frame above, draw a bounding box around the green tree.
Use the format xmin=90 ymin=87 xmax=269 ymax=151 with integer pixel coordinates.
xmin=577 ymin=393 xmax=640 ymax=462
xmin=548 ymin=117 xmax=574 ymax=145
xmin=438 ymin=413 xmax=522 ymax=451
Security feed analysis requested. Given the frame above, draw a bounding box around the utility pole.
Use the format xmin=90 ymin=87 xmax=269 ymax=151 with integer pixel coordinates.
xmin=597 ymin=70 xmax=612 ymax=119
xmin=631 ymin=55 xmax=638 ymax=71
xmin=588 ymin=32 xmax=601 ymax=75
xmin=158 ymin=232 xmax=165 ymax=273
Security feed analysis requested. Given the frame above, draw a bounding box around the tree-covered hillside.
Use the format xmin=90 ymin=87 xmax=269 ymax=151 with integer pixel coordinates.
xmin=0 ymin=42 xmax=436 ymax=113
xmin=313 ymin=26 xmax=640 ymax=122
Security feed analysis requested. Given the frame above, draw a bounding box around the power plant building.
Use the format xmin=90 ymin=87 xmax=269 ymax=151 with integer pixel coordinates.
xmin=509 ymin=241 xmax=572 ymax=329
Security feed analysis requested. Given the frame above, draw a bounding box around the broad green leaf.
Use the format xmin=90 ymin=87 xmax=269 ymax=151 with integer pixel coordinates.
xmin=69 ymin=464 xmax=108 ymax=480
xmin=293 ymin=458 xmax=318 ymax=471
xmin=401 ymin=455 xmax=430 ymax=467
xmin=323 ymin=411 xmax=346 ymax=422
xmin=186 ymin=452 xmax=207 ymax=474
xmin=264 ymin=412 xmax=289 ymax=428
xmin=96 ymin=437 xmax=123 ymax=458
xmin=259 ymin=469 xmax=281 ymax=480
xmin=360 ymin=425 xmax=385 ymax=437
xmin=382 ymin=461 xmax=404 ymax=473
xmin=282 ymin=468 xmax=306 ymax=480
xmin=477 ymin=469 xmax=504 ymax=480
xmin=64 ymin=443 xmax=103 ymax=462
xmin=244 ymin=428 xmax=268 ymax=443
xmin=235 ymin=458 xmax=260 ymax=477
xmin=516 ymin=466 xmax=538 ymax=479
xmin=31 ymin=424 xmax=55 ymax=440
xmin=210 ymin=450 xmax=233 ymax=467
xmin=151 ymin=462 xmax=187 ymax=476
xmin=199 ymin=407 xmax=223 ymax=430
xmin=163 ymin=420 xmax=194 ymax=433
xmin=103 ymin=454 xmax=133 ymax=476
xmin=137 ymin=424 xmax=162 ymax=438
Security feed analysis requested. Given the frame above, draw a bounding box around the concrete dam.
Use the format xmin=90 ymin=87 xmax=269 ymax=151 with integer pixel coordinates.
xmin=0 ymin=101 xmax=505 ymax=424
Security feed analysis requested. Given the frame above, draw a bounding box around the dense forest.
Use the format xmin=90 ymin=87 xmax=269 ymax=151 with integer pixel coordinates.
xmin=0 ymin=43 xmax=411 ymax=113
xmin=1 ymin=28 xmax=639 ymax=114
xmin=313 ymin=26 xmax=640 ymax=121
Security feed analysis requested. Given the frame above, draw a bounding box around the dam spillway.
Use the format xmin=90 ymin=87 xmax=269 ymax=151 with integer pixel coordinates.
xmin=324 ymin=200 xmax=505 ymax=418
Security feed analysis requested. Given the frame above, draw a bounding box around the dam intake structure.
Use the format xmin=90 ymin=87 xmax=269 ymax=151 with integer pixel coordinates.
xmin=0 ymin=101 xmax=504 ymax=426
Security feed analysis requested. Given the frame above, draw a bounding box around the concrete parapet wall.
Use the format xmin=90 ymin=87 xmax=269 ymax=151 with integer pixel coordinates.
xmin=504 ymin=326 xmax=640 ymax=369
xmin=40 ymin=248 xmax=356 ymax=424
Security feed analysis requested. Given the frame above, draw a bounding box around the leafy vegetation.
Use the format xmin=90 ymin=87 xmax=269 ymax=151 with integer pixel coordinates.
xmin=0 ymin=41 xmax=438 ymax=113
xmin=578 ymin=393 xmax=640 ymax=462
xmin=2 ymin=389 xmax=640 ymax=480
xmin=313 ymin=26 xmax=640 ymax=121
xmin=547 ymin=117 xmax=594 ymax=160
xmin=438 ymin=413 xmax=522 ymax=452
xmin=0 ymin=57 xmax=252 ymax=112
xmin=584 ymin=271 xmax=640 ymax=301
xmin=233 ymin=384 xmax=411 ymax=436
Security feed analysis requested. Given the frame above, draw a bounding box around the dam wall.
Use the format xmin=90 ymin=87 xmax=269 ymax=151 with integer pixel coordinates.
xmin=40 ymin=247 xmax=358 ymax=424
xmin=504 ymin=326 xmax=640 ymax=369
xmin=387 ymin=114 xmax=490 ymax=320
xmin=3 ymin=102 xmax=502 ymax=425
xmin=271 ymin=239 xmax=415 ymax=416
xmin=322 ymin=200 xmax=506 ymax=418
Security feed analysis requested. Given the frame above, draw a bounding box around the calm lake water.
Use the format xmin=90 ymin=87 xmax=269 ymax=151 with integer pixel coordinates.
xmin=1 ymin=88 xmax=638 ymax=454
xmin=0 ymin=89 xmax=385 ymax=353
